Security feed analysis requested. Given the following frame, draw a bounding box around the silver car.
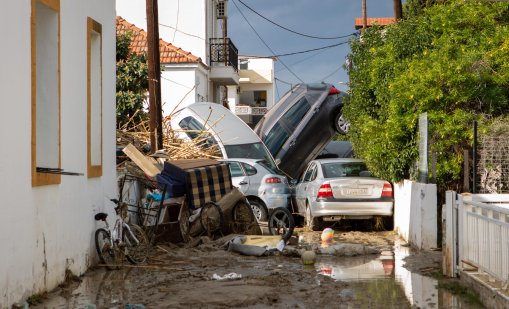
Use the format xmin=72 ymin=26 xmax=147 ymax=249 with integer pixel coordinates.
xmin=220 ymin=158 xmax=290 ymax=221
xmin=293 ymin=158 xmax=393 ymax=230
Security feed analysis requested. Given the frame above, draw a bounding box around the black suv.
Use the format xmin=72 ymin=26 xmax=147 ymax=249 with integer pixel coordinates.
xmin=254 ymin=83 xmax=348 ymax=179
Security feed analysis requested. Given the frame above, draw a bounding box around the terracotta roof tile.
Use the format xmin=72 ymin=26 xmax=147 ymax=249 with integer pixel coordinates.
xmin=354 ymin=17 xmax=396 ymax=29
xmin=116 ymin=16 xmax=202 ymax=64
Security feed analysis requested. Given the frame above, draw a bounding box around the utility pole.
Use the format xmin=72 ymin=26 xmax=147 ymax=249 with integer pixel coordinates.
xmin=146 ymin=0 xmax=163 ymax=152
xmin=362 ymin=0 xmax=367 ymax=29
xmin=393 ymin=0 xmax=403 ymax=20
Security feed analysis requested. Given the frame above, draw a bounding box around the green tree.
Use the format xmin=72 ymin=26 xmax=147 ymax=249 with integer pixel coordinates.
xmin=116 ymin=31 xmax=148 ymax=128
xmin=344 ymin=0 xmax=509 ymax=187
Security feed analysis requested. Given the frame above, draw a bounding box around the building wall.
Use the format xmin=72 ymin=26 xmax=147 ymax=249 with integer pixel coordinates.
xmin=0 ymin=1 xmax=116 ymax=307
xmin=161 ymin=64 xmax=209 ymax=116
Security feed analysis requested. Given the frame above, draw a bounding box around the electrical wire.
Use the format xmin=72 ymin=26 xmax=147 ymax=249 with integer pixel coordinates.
xmin=160 ymin=23 xmax=205 ymax=41
xmin=172 ymin=0 xmax=180 ymax=43
xmin=232 ymin=0 xmax=304 ymax=83
xmin=272 ymin=41 xmax=349 ymax=57
xmin=316 ymin=66 xmax=342 ymax=82
xmin=238 ymin=0 xmax=357 ymax=40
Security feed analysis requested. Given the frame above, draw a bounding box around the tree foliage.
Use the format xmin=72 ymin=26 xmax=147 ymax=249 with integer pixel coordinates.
xmin=344 ymin=0 xmax=509 ymax=187
xmin=116 ymin=31 xmax=148 ymax=128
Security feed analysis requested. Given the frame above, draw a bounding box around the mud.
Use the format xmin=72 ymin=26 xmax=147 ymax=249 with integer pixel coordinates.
xmin=31 ymin=228 xmax=478 ymax=309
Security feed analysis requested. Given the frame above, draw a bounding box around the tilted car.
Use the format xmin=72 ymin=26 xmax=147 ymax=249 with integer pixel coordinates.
xmin=254 ymin=83 xmax=349 ymax=179
xmin=170 ymin=102 xmax=279 ymax=172
xmin=220 ymin=158 xmax=290 ymax=221
xmin=293 ymin=158 xmax=393 ymax=231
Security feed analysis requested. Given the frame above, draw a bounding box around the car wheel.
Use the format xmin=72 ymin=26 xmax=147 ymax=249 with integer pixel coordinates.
xmin=305 ymin=204 xmax=321 ymax=231
xmin=334 ymin=113 xmax=350 ymax=135
xmin=248 ymin=199 xmax=268 ymax=222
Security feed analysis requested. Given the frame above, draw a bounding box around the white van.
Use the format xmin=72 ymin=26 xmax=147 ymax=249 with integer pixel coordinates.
xmin=170 ymin=102 xmax=280 ymax=172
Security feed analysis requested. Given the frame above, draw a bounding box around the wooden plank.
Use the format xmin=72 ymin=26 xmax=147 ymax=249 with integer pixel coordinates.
xmin=169 ymin=159 xmax=219 ymax=170
xmin=122 ymin=143 xmax=161 ymax=177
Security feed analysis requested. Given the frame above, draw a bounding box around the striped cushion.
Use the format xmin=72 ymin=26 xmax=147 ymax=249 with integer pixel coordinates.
xmin=185 ymin=164 xmax=232 ymax=210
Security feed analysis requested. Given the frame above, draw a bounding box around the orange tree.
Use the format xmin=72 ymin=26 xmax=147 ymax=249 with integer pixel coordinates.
xmin=344 ymin=0 xmax=509 ymax=187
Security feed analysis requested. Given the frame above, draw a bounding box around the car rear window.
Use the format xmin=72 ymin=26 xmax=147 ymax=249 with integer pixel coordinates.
xmin=283 ymin=97 xmax=311 ymax=129
xmin=263 ymin=122 xmax=289 ymax=156
xmin=322 ymin=162 xmax=369 ymax=178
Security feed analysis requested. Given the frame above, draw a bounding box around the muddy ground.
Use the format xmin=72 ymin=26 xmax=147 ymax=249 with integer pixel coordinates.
xmin=30 ymin=227 xmax=453 ymax=309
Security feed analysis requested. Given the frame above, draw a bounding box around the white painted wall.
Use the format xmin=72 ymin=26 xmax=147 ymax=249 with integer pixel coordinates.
xmin=0 ymin=1 xmax=116 ymax=307
xmin=162 ymin=64 xmax=209 ymax=116
xmin=394 ymin=180 xmax=437 ymax=250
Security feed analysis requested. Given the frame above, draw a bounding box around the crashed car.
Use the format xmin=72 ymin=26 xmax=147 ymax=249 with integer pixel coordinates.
xmin=220 ymin=158 xmax=291 ymax=221
xmin=254 ymin=83 xmax=349 ymax=179
xmin=170 ymin=102 xmax=279 ymax=172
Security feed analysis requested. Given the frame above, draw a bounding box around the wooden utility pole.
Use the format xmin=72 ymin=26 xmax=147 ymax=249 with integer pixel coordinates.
xmin=362 ymin=0 xmax=367 ymax=29
xmin=146 ymin=0 xmax=163 ymax=152
xmin=393 ymin=0 xmax=403 ymax=20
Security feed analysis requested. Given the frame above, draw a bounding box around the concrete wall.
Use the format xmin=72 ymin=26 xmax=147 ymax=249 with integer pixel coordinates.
xmin=394 ymin=180 xmax=437 ymax=250
xmin=0 ymin=1 xmax=116 ymax=307
xmin=161 ymin=65 xmax=209 ymax=116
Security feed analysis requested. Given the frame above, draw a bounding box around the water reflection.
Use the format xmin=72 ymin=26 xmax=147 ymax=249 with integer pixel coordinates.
xmin=315 ymin=242 xmax=479 ymax=308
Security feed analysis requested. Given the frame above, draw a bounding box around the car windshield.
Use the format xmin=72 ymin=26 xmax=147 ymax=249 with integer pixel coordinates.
xmin=322 ymin=162 xmax=370 ymax=178
xmin=224 ymin=142 xmax=279 ymax=171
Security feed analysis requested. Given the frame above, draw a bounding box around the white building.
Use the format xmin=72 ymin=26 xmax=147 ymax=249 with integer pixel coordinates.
xmin=228 ymin=56 xmax=276 ymax=127
xmin=0 ymin=1 xmax=117 ymax=307
xmin=117 ymin=17 xmax=209 ymax=116
xmin=116 ymin=0 xmax=240 ymax=116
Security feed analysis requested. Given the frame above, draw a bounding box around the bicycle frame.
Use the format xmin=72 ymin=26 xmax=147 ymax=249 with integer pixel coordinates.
xmin=96 ymin=203 xmax=140 ymax=249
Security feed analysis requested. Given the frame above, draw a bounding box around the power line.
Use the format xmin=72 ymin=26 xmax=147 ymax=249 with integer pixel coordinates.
xmin=315 ymin=66 xmax=342 ymax=82
xmin=273 ymin=41 xmax=349 ymax=57
xmin=232 ymin=0 xmax=304 ymax=83
xmin=159 ymin=23 xmax=205 ymax=41
xmin=238 ymin=0 xmax=357 ymax=40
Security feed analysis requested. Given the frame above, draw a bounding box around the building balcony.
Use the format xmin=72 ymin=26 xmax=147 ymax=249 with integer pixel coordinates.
xmin=209 ymin=38 xmax=239 ymax=85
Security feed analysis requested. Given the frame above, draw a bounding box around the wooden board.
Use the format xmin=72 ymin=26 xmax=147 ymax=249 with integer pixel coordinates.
xmin=122 ymin=144 xmax=162 ymax=177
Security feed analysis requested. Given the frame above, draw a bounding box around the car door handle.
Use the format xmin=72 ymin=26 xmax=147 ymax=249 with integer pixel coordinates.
xmin=239 ymin=181 xmax=248 ymax=185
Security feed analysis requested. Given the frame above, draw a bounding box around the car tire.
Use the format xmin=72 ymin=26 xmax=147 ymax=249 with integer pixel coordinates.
xmin=305 ymin=204 xmax=321 ymax=231
xmin=334 ymin=112 xmax=349 ymax=135
xmin=248 ymin=199 xmax=268 ymax=222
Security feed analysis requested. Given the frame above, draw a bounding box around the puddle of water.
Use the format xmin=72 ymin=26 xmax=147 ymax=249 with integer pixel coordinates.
xmin=315 ymin=242 xmax=480 ymax=309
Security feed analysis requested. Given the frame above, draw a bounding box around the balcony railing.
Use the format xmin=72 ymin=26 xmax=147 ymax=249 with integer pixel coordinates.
xmin=209 ymin=38 xmax=238 ymax=72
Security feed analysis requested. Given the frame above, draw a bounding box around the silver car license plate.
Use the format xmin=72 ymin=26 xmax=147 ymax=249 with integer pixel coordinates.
xmin=343 ymin=188 xmax=368 ymax=195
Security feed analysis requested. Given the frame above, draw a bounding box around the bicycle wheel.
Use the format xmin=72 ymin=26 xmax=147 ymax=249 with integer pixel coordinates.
xmin=232 ymin=200 xmax=255 ymax=234
xmin=95 ymin=228 xmax=118 ymax=270
xmin=123 ymin=224 xmax=149 ymax=264
xmin=268 ymin=207 xmax=295 ymax=243
xmin=200 ymin=202 xmax=224 ymax=234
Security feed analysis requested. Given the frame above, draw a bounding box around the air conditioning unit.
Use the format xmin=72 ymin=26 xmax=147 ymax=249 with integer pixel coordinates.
xmin=216 ymin=0 xmax=227 ymax=19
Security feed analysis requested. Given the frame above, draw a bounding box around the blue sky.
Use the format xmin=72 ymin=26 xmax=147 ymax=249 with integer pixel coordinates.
xmin=228 ymin=0 xmax=396 ymax=99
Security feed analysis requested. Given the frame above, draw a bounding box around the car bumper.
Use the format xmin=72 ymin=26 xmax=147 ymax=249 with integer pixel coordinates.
xmin=310 ymin=199 xmax=393 ymax=218
xmin=261 ymin=193 xmax=291 ymax=209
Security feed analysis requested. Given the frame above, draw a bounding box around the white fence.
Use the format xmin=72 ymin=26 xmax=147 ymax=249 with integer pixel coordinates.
xmin=444 ymin=192 xmax=509 ymax=284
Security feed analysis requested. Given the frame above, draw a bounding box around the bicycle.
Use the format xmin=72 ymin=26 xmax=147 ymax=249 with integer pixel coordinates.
xmin=94 ymin=198 xmax=149 ymax=270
